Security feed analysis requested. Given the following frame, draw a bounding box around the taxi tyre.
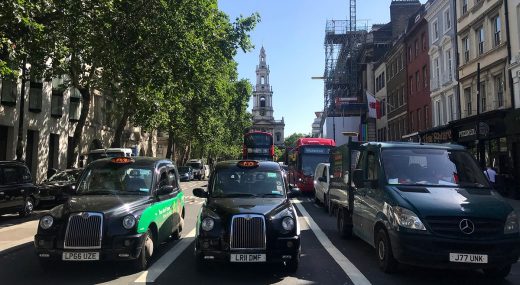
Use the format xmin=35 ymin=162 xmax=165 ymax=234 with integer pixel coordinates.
xmin=337 ymin=208 xmax=352 ymax=238
xmin=134 ymin=228 xmax=154 ymax=271
xmin=19 ymin=196 xmax=35 ymax=217
xmin=284 ymin=254 xmax=300 ymax=273
xmin=376 ymin=228 xmax=399 ymax=273
xmin=483 ymin=264 xmax=512 ymax=279
xmin=171 ymin=210 xmax=184 ymax=240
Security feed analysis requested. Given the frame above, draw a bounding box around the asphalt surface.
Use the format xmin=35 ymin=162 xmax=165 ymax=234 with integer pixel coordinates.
xmin=0 ymin=181 xmax=519 ymax=285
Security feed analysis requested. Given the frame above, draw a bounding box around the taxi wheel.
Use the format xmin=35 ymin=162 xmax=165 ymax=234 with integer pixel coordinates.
xmin=19 ymin=197 xmax=34 ymax=217
xmin=483 ymin=265 xmax=511 ymax=279
xmin=284 ymin=255 xmax=299 ymax=274
xmin=171 ymin=216 xmax=183 ymax=240
xmin=376 ymin=229 xmax=398 ymax=273
xmin=134 ymin=229 xmax=154 ymax=271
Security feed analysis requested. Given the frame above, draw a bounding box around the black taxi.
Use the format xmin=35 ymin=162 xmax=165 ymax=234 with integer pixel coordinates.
xmin=193 ymin=160 xmax=301 ymax=272
xmin=34 ymin=157 xmax=185 ymax=271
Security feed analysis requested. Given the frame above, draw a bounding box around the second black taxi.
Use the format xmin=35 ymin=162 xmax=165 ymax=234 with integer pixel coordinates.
xmin=193 ymin=160 xmax=301 ymax=272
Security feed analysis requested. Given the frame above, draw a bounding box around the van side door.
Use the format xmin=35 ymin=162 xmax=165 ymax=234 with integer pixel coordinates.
xmin=362 ymin=150 xmax=384 ymax=246
xmin=352 ymin=151 xmax=371 ymax=242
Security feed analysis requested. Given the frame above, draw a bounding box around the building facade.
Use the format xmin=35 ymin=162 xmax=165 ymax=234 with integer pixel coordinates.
xmin=0 ymin=76 xmax=154 ymax=182
xmin=375 ymin=62 xmax=388 ymax=141
xmin=404 ymin=5 xmax=432 ymax=140
xmin=422 ymin=0 xmax=459 ymax=143
xmin=385 ymin=37 xmax=408 ymax=141
xmin=509 ymin=0 xmax=520 ymax=109
xmin=251 ymin=47 xmax=285 ymax=145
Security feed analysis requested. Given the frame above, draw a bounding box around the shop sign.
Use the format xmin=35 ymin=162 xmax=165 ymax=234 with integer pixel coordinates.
xmin=421 ymin=129 xmax=453 ymax=143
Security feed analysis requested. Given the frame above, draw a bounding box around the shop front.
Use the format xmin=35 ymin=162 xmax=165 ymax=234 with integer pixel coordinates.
xmin=419 ymin=125 xmax=453 ymax=144
xmin=505 ymin=109 xmax=520 ymax=198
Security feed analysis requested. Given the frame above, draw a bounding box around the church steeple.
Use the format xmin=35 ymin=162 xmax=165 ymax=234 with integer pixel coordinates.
xmin=251 ymin=47 xmax=285 ymax=146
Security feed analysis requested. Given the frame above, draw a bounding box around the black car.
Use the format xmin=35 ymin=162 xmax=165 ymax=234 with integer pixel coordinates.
xmin=0 ymin=161 xmax=39 ymax=217
xmin=38 ymin=169 xmax=83 ymax=205
xmin=35 ymin=157 xmax=185 ymax=271
xmin=178 ymin=166 xmax=194 ymax=182
xmin=193 ymin=160 xmax=301 ymax=272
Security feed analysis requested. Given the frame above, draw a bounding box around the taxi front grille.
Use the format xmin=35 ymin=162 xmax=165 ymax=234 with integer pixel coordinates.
xmin=230 ymin=214 xmax=266 ymax=250
xmin=64 ymin=212 xmax=103 ymax=249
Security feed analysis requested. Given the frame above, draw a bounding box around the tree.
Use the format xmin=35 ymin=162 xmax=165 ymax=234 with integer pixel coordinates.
xmin=284 ymin=133 xmax=310 ymax=148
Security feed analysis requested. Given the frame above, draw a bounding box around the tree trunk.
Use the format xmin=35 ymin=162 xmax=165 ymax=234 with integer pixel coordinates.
xmin=15 ymin=59 xmax=27 ymax=162
xmin=166 ymin=128 xmax=174 ymax=160
xmin=111 ymin=107 xmax=131 ymax=148
xmin=67 ymin=87 xmax=91 ymax=168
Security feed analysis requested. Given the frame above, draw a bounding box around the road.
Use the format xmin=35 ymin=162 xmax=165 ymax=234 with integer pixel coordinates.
xmin=0 ymin=181 xmax=519 ymax=285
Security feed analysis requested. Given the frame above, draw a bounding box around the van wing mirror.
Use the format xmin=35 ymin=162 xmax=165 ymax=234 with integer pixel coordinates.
xmin=352 ymin=169 xmax=364 ymax=188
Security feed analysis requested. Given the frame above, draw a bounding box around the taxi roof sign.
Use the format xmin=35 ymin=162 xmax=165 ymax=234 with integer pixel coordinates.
xmin=237 ymin=160 xmax=259 ymax=168
xmin=111 ymin=157 xmax=134 ymax=164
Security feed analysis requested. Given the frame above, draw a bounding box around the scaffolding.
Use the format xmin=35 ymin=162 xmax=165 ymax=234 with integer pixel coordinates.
xmin=323 ymin=17 xmax=368 ymax=116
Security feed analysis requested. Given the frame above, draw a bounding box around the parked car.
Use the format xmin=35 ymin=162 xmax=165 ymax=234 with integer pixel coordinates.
xmin=329 ymin=141 xmax=520 ymax=278
xmin=35 ymin=157 xmax=185 ymax=271
xmin=187 ymin=159 xmax=205 ymax=180
xmin=0 ymin=161 xmax=39 ymax=217
xmin=38 ymin=169 xmax=83 ymax=205
xmin=178 ymin=166 xmax=194 ymax=182
xmin=193 ymin=160 xmax=301 ymax=272
xmin=313 ymin=163 xmax=330 ymax=211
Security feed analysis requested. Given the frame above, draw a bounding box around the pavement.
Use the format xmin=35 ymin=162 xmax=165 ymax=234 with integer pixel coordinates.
xmin=0 ymin=220 xmax=37 ymax=254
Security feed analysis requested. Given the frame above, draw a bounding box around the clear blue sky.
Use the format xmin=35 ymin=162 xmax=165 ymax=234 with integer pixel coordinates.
xmin=218 ymin=0 xmax=425 ymax=137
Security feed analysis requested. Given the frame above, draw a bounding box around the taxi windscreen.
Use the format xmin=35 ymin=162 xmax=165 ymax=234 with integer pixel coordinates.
xmin=211 ymin=170 xmax=285 ymax=198
xmin=77 ymin=165 xmax=153 ymax=195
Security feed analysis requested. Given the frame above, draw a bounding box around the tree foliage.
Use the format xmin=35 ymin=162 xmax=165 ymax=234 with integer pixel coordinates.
xmin=1 ymin=0 xmax=260 ymax=165
xmin=284 ymin=133 xmax=310 ymax=148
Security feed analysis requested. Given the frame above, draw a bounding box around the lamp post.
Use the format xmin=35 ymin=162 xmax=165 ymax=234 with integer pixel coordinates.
xmin=476 ymin=63 xmax=485 ymax=169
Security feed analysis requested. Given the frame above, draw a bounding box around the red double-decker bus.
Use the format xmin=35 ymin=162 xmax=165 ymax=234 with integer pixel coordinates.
xmin=288 ymin=138 xmax=335 ymax=193
xmin=242 ymin=131 xmax=274 ymax=161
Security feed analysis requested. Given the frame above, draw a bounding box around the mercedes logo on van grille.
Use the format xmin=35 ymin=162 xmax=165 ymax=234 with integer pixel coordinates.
xmin=81 ymin=212 xmax=90 ymax=219
xmin=459 ymin=219 xmax=475 ymax=235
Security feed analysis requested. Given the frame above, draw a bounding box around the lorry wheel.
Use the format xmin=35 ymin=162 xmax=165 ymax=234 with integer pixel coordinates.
xmin=376 ymin=229 xmax=398 ymax=273
xmin=483 ymin=265 xmax=511 ymax=279
xmin=337 ymin=209 xmax=352 ymax=238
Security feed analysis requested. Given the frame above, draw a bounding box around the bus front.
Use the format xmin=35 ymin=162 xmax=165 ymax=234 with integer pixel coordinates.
xmin=243 ymin=132 xmax=274 ymax=161
xmin=295 ymin=145 xmax=332 ymax=193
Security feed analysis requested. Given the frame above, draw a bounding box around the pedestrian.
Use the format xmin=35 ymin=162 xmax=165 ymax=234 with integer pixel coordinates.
xmin=484 ymin=165 xmax=497 ymax=188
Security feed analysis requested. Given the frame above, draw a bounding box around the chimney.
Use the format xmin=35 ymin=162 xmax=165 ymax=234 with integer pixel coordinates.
xmin=390 ymin=0 xmax=421 ymax=38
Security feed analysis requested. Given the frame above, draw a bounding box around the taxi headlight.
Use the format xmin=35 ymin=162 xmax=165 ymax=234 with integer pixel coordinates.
xmin=504 ymin=211 xmax=519 ymax=234
xmin=281 ymin=217 xmax=295 ymax=231
xmin=39 ymin=215 xmax=54 ymax=229
xmin=122 ymin=215 xmax=136 ymax=230
xmin=201 ymin=217 xmax=215 ymax=231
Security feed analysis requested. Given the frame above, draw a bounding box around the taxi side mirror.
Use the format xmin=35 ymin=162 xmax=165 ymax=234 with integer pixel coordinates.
xmin=157 ymin=185 xmax=174 ymax=195
xmin=193 ymin=188 xmax=209 ymax=198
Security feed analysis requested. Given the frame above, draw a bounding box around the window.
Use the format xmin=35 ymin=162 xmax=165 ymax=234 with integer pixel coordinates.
xmin=400 ymin=53 xmax=404 ymax=70
xmin=445 ymin=9 xmax=451 ymax=31
xmin=260 ymin=96 xmax=266 ymax=108
xmin=463 ymin=36 xmax=470 ymax=63
xmin=382 ymin=99 xmax=386 ymax=116
xmin=415 ymin=71 xmax=420 ymax=92
xmin=447 ymin=95 xmax=454 ymax=122
xmin=415 ymin=40 xmax=419 ymax=57
xmin=422 ymin=65 xmax=428 ymax=89
xmin=260 ymin=76 xmax=265 ymax=84
xmin=424 ymin=106 xmax=429 ymax=128
xmin=51 ymin=90 xmax=63 ymax=117
xmin=477 ymin=26 xmax=485 ymax=55
xmin=69 ymin=88 xmax=81 ymax=121
xmin=382 ymin=72 xmax=385 ymax=88
xmin=29 ymin=80 xmax=43 ymax=112
xmin=480 ymin=82 xmax=486 ymax=112
xmin=1 ymin=78 xmax=16 ymax=105
xmin=367 ymin=152 xmax=378 ymax=180
xmin=462 ymin=0 xmax=468 ymax=14
xmin=432 ymin=20 xmax=439 ymax=41
xmin=417 ymin=108 xmax=422 ymax=130
xmin=408 ymin=47 xmax=413 ymax=61
xmin=445 ymin=49 xmax=452 ymax=80
xmin=434 ymin=57 xmax=440 ymax=88
xmin=435 ymin=100 xmax=442 ymax=126
xmin=493 ymin=15 xmax=501 ymax=47
xmin=495 ymin=75 xmax=504 ymax=108
xmin=464 ymin=87 xmax=472 ymax=116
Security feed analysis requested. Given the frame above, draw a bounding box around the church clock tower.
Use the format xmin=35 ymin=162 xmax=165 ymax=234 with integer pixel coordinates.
xmin=251 ymin=47 xmax=285 ymax=145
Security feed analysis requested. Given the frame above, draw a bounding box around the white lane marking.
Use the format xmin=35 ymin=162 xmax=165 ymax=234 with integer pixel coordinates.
xmin=293 ymin=200 xmax=371 ymax=285
xmin=134 ymin=229 xmax=196 ymax=283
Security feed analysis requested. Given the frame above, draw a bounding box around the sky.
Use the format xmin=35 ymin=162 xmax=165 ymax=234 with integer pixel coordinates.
xmin=218 ymin=0 xmax=425 ymax=137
